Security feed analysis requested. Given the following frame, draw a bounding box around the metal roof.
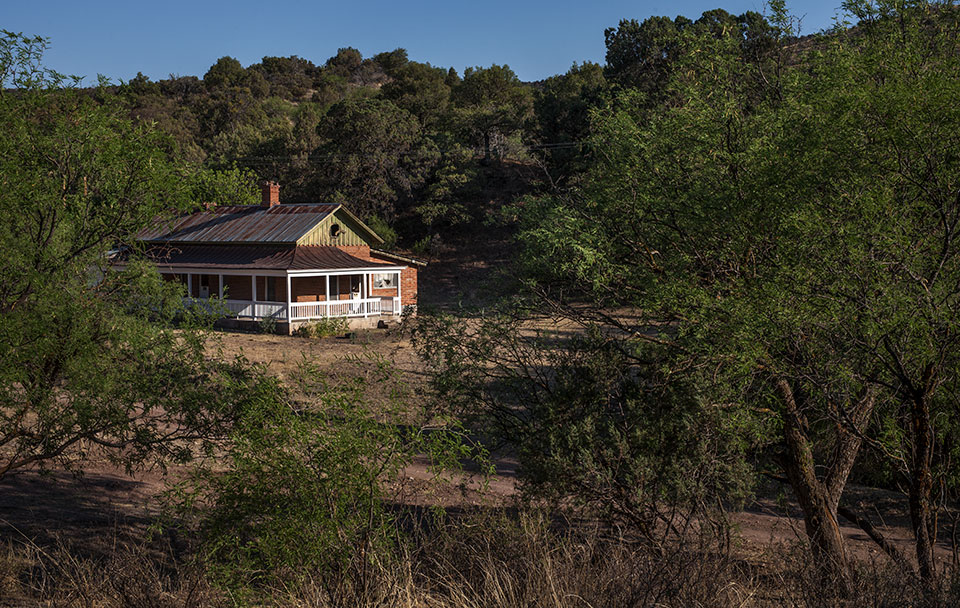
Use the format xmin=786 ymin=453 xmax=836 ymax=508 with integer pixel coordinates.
xmin=371 ymin=248 xmax=428 ymax=267
xmin=122 ymin=244 xmax=399 ymax=271
xmin=138 ymin=204 xmax=340 ymax=244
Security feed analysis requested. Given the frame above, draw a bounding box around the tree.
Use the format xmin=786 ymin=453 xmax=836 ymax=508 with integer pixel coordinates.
xmin=604 ymin=15 xmax=692 ymax=94
xmin=822 ymin=0 xmax=960 ymax=586
xmin=372 ymin=47 xmax=409 ymax=77
xmin=529 ymin=62 xmax=608 ymax=184
xmin=324 ymin=47 xmax=363 ymax=79
xmin=0 ymin=31 xmax=264 ymax=480
xmin=415 ymin=313 xmax=754 ymax=548
xmin=203 ymin=56 xmax=246 ymax=90
xmin=603 ymin=10 xmax=779 ymax=100
xmin=424 ymin=1 xmax=960 ymax=594
xmin=451 ymin=64 xmax=532 ymax=162
xmin=381 ymin=60 xmax=452 ymax=129
xmin=310 ymin=98 xmax=439 ymax=220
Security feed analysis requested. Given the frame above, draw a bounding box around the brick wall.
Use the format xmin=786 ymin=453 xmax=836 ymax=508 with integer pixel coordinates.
xmin=399 ymin=266 xmax=417 ymax=307
xmin=255 ymin=275 xmax=286 ymax=302
xmin=337 ymin=245 xmax=372 ymax=259
xmin=292 ymin=276 xmax=328 ymax=302
xmin=367 ymin=252 xmax=418 ymax=307
xmin=223 ymin=275 xmax=252 ymax=300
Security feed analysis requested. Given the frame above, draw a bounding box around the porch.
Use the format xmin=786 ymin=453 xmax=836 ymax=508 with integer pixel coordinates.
xmin=169 ymin=267 xmax=406 ymax=328
xmin=213 ymin=295 xmax=402 ymax=322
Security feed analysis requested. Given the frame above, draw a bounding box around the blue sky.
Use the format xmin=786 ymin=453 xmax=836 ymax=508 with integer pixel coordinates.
xmin=3 ymin=1 xmax=846 ymax=84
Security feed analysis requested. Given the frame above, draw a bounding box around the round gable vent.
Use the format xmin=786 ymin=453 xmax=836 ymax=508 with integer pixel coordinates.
xmin=330 ymin=223 xmax=342 ymax=239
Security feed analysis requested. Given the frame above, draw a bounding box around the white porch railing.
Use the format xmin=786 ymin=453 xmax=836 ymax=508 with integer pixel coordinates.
xmin=185 ymin=298 xmax=289 ymax=321
xmin=289 ymin=297 xmax=382 ymax=321
xmin=380 ymin=296 xmax=402 ymax=315
xmin=185 ymin=297 xmax=399 ymax=322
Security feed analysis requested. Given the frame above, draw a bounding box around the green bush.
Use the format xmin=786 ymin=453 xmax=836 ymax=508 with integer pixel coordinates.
xmin=412 ymin=235 xmax=433 ymax=257
xmin=258 ymin=315 xmax=278 ymax=334
xmin=293 ymin=316 xmax=348 ymax=338
xmin=365 ymin=215 xmax=398 ymax=250
xmin=168 ymin=355 xmax=478 ymax=597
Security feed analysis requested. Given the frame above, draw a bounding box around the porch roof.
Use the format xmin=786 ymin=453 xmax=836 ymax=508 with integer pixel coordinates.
xmin=125 ymin=244 xmax=398 ymax=271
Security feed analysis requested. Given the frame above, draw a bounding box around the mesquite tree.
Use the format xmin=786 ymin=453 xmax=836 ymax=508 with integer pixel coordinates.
xmin=422 ymin=1 xmax=960 ymax=593
xmin=0 ymin=31 xmax=265 ymax=481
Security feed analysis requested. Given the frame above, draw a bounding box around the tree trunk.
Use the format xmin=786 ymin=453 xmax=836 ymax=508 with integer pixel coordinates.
xmin=777 ymin=379 xmax=851 ymax=594
xmin=908 ymin=388 xmax=937 ymax=586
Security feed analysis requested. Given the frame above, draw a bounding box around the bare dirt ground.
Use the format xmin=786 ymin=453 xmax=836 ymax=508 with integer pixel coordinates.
xmin=1 ymin=328 xmax=955 ymax=577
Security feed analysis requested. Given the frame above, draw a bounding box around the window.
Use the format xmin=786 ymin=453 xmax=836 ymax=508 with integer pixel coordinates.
xmin=266 ymin=277 xmax=277 ymax=301
xmin=373 ymin=272 xmax=397 ymax=289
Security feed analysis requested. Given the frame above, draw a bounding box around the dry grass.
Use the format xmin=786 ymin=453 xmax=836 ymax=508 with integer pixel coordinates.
xmin=2 ymin=510 xmax=958 ymax=608
xmin=0 ymin=537 xmax=219 ymax=608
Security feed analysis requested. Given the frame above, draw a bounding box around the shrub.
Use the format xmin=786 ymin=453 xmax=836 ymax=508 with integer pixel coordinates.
xmin=411 ymin=235 xmax=432 ymax=257
xmin=258 ymin=315 xmax=278 ymax=334
xmin=365 ymin=215 xmax=398 ymax=250
xmin=293 ymin=316 xmax=349 ymax=338
xmin=167 ymin=356 xmax=476 ymax=598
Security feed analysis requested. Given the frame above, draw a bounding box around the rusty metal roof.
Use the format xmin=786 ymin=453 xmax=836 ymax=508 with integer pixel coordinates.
xmin=122 ymin=244 xmax=399 ymax=271
xmin=138 ymin=204 xmax=339 ymax=244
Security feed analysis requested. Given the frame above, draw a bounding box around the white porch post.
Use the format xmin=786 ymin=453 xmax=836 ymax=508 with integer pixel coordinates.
xmin=286 ymin=273 xmax=292 ymax=324
xmin=363 ymin=272 xmax=369 ymax=317
xmin=250 ymin=275 xmax=258 ymax=320
xmin=187 ymin=273 xmax=192 ymax=298
xmin=397 ymin=272 xmax=402 ymax=315
xmin=325 ymin=274 xmax=331 ymax=318
xmin=218 ymin=274 xmax=224 ymax=299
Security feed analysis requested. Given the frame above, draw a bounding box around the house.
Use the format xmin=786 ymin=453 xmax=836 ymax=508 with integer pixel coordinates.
xmin=114 ymin=182 xmax=424 ymax=334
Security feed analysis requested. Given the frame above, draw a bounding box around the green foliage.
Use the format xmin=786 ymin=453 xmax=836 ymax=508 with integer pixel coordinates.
xmin=0 ymin=32 xmax=269 ymax=480
xmin=203 ymin=56 xmax=247 ymax=90
xmin=191 ymin=164 xmax=259 ymax=206
xmin=311 ymin=98 xmax=439 ymax=220
xmin=171 ymin=355 xmax=479 ymax=595
xmin=603 ymin=9 xmax=780 ymax=101
xmin=411 ymin=235 xmax=434 ymax=257
xmin=258 ymin=315 xmax=278 ymax=334
xmin=505 ymin=0 xmax=960 ymax=583
xmin=529 ymin=61 xmax=608 ymax=183
xmin=293 ymin=316 xmax=349 ymax=338
xmin=415 ymin=312 xmax=755 ymax=540
xmin=381 ymin=60 xmax=452 ymax=129
xmin=365 ymin=215 xmax=398 ymax=249
xmin=604 ymin=15 xmax=692 ymax=94
xmin=371 ymin=48 xmax=409 ymax=78
xmin=416 ymin=145 xmax=476 ymax=230
xmin=451 ymin=64 xmax=533 ymax=162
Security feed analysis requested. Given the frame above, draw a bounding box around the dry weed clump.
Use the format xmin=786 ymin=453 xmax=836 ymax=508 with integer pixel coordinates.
xmin=770 ymin=544 xmax=960 ymax=608
xmin=0 ymin=512 xmax=757 ymax=608
xmin=402 ymin=511 xmax=758 ymax=608
xmin=0 ymin=537 xmax=221 ymax=608
xmin=3 ymin=513 xmax=960 ymax=607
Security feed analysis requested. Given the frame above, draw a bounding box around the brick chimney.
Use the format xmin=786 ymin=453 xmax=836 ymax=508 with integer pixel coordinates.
xmin=261 ymin=181 xmax=280 ymax=208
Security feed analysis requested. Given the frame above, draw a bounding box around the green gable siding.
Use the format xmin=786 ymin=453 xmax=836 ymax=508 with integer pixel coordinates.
xmin=297 ymin=209 xmax=382 ymax=246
